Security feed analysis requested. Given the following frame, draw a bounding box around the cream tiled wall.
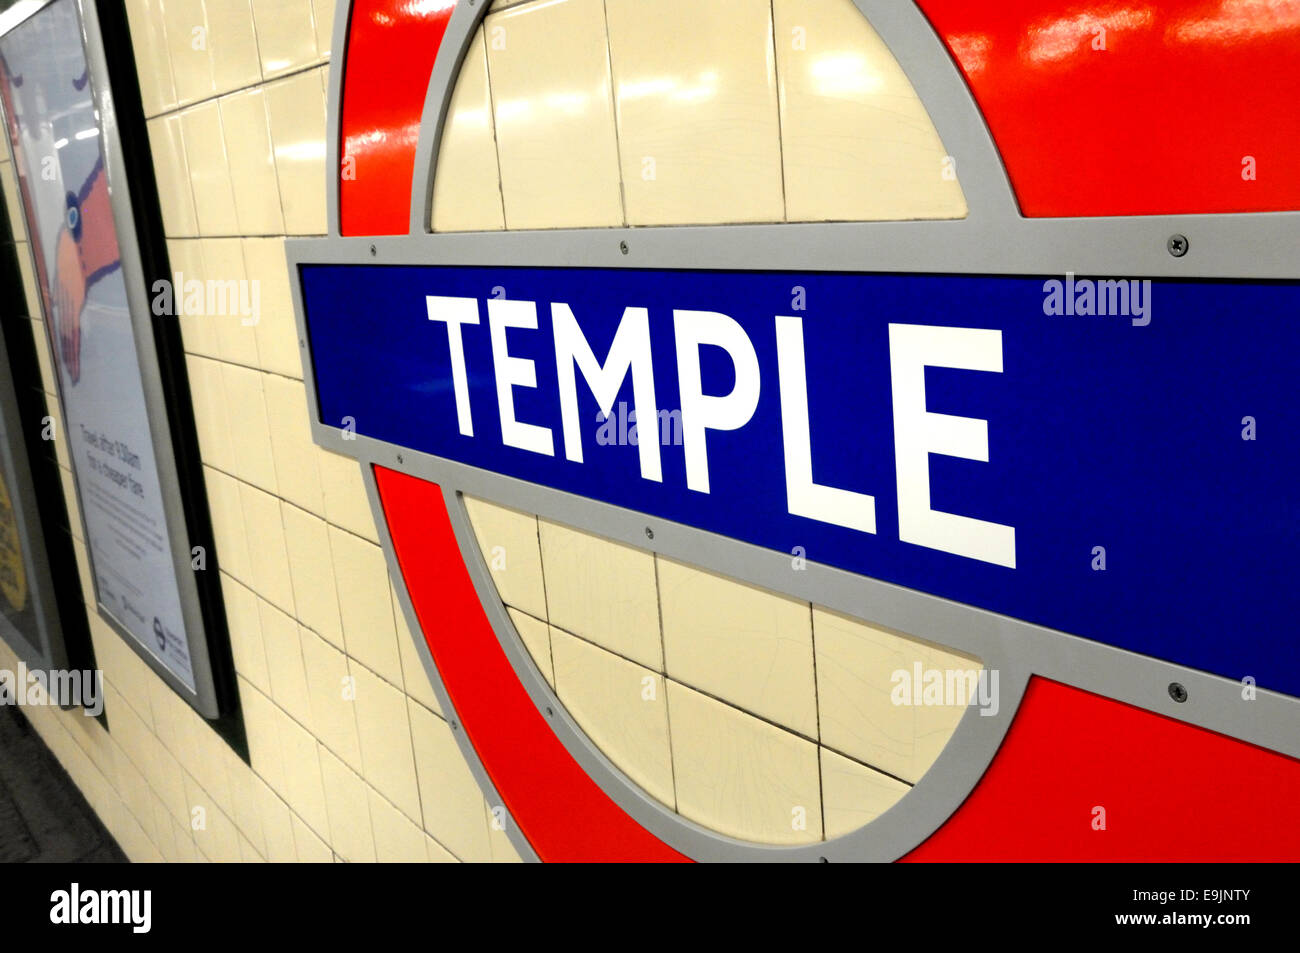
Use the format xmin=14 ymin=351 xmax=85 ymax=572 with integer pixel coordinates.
xmin=465 ymin=499 xmax=979 ymax=845
xmin=437 ymin=0 xmax=966 ymax=229
xmin=443 ymin=0 xmax=974 ymax=846
xmin=0 ymin=0 xmax=516 ymax=863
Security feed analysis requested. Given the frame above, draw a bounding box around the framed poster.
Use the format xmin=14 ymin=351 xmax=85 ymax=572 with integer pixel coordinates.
xmin=0 ymin=0 xmax=228 ymax=716
xmin=0 ymin=322 xmax=62 ymax=673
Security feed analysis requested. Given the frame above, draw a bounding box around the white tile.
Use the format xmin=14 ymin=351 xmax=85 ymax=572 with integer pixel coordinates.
xmin=239 ymin=484 xmax=296 ymax=614
xmin=667 ymin=680 xmax=822 ymax=844
xmin=311 ymin=0 xmax=333 ymax=59
xmin=329 ymin=526 xmax=401 ymax=686
xmin=219 ymin=89 xmax=285 ymax=235
xmin=773 ymin=0 xmax=967 ymax=222
xmin=351 ymin=663 xmax=421 ymax=823
xmin=147 ymin=115 xmax=199 ymax=236
xmin=407 ymin=697 xmax=491 ymax=862
xmin=319 ymin=747 xmax=375 ymax=862
xmin=301 ymin=626 xmax=362 ymax=771
xmin=605 ymin=0 xmax=784 ymax=225
xmin=538 ymin=520 xmax=661 ymax=670
xmin=813 ymin=607 xmax=978 ymax=783
xmin=220 ymin=572 xmax=268 ymax=692
xmin=125 ymin=0 xmax=177 ymax=116
xmin=551 ymin=629 xmax=674 ymax=808
xmin=282 ymin=505 xmax=345 ymax=648
xmin=206 ymin=0 xmax=263 ymax=94
xmin=290 ymin=812 xmax=332 ymax=862
xmin=392 ymin=580 xmax=441 ymax=715
xmin=251 ymin=0 xmax=320 ymax=78
xmin=263 ymin=375 xmax=324 ymax=513
xmin=170 ymin=240 xmax=219 ymax=357
xmin=204 ymin=466 xmax=250 ymax=583
xmin=658 ymin=557 xmax=817 ymax=738
xmin=220 ymin=361 xmax=277 ymax=489
xmin=243 ymin=238 xmax=303 ymax=379
xmin=369 ymin=788 xmax=428 ymax=862
xmin=485 ymin=0 xmax=624 ymax=228
xmin=431 ymin=27 xmax=504 ymax=232
xmin=819 ymin=746 xmax=909 ymax=839
xmin=179 ymin=103 xmax=240 ymax=236
xmin=259 ymin=599 xmax=313 ymax=729
xmin=276 ymin=713 xmax=329 ymax=836
xmin=317 ymin=448 xmax=379 ymax=541
xmin=506 ymin=608 xmax=552 ymax=687
xmin=264 ymin=68 xmax=328 ymax=235
xmin=161 ymin=0 xmax=215 ymax=106
xmin=463 ymin=496 xmax=546 ymax=620
xmin=185 ymin=354 xmax=233 ymax=469
xmin=203 ymin=238 xmax=260 ymax=367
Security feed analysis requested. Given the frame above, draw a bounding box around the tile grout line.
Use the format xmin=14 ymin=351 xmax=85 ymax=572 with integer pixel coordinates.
xmin=145 ymin=58 xmax=330 ymax=126
xmin=500 ymin=602 xmax=916 ymax=791
xmin=808 ymin=601 xmax=827 ymax=841
xmin=599 ymin=0 xmax=629 ymax=229
xmin=650 ymin=553 xmax=679 ymax=812
xmin=768 ymin=0 xmax=791 ymax=224
xmin=479 ymin=14 xmax=514 ymax=232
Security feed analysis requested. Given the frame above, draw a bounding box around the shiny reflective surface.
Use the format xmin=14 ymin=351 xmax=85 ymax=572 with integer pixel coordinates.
xmin=605 ymin=0 xmax=785 ymax=225
xmin=485 ymin=0 xmax=623 ymax=229
xmin=266 ymin=70 xmax=328 ymax=234
xmin=429 ymin=0 xmax=967 ymax=228
xmin=340 ymin=0 xmax=455 ymax=235
xmin=918 ymin=0 xmax=1300 ymax=216
xmin=431 ymin=27 xmax=505 ymax=232
xmin=775 ymin=0 xmax=966 ymax=221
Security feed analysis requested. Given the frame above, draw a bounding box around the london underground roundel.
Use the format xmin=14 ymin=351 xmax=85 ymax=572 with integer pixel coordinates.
xmin=290 ymin=0 xmax=1300 ymax=862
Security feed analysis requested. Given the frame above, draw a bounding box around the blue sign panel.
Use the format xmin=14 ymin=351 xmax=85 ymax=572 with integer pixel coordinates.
xmin=301 ymin=264 xmax=1299 ymax=698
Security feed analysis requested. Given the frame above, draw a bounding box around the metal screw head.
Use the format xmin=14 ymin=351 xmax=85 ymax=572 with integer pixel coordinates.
xmin=396 ymin=453 xmax=404 ymax=465
xmin=644 ymin=526 xmax=654 ymax=540
xmin=1167 ymin=234 xmax=1189 ymax=258
xmin=619 ymin=240 xmax=630 ymax=256
xmin=369 ymin=244 xmax=377 ymax=257
xmin=545 ymin=707 xmax=554 ymax=717
xmin=1168 ymin=681 xmax=1188 ymax=703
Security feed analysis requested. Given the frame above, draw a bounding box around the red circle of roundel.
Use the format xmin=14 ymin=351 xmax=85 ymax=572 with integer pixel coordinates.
xmin=338 ymin=0 xmax=455 ymax=236
xmin=376 ymin=466 xmax=1300 ymax=862
xmin=340 ymin=1 xmax=1300 ymax=861
xmin=374 ymin=467 xmax=688 ymax=863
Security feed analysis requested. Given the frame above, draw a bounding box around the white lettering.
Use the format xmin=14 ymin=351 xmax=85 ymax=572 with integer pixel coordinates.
xmin=888 ymin=323 xmax=1015 ymax=568
xmin=673 ymin=310 xmax=760 ymax=493
xmin=487 ymin=299 xmax=554 ymax=456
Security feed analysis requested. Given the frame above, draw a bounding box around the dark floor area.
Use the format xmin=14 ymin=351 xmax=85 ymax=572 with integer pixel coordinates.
xmin=0 ymin=705 xmax=125 ymax=862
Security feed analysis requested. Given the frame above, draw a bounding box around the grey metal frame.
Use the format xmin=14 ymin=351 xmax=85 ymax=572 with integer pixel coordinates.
xmin=0 ymin=0 xmax=223 ymax=717
xmin=295 ymin=0 xmax=1300 ymax=862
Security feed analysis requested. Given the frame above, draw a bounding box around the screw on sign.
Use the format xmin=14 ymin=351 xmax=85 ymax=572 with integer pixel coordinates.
xmin=293 ymin=0 xmax=1300 ymax=863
